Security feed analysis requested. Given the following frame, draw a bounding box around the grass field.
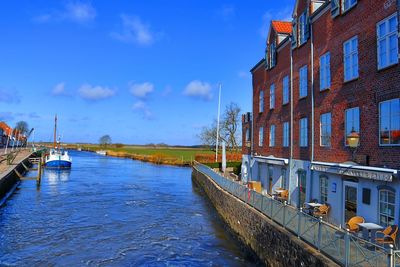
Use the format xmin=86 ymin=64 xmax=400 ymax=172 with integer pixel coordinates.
xmin=80 ymin=145 xmax=214 ymax=161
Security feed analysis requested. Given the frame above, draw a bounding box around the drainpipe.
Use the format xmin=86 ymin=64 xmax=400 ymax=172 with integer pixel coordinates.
xmin=251 ymin=74 xmax=255 ymax=181
xmin=310 ymin=21 xmax=315 ymax=203
xmin=289 ymin=41 xmax=294 ymax=203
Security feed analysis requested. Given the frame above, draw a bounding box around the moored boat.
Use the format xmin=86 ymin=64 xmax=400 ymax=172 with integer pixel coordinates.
xmin=96 ymin=150 xmax=107 ymax=156
xmin=45 ymin=115 xmax=72 ymax=169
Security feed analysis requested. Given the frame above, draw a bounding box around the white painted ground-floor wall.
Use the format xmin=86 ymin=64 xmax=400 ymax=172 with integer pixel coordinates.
xmin=241 ymin=155 xmax=399 ymax=228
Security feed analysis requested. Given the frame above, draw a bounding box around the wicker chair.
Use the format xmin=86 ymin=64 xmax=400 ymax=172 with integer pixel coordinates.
xmin=376 ymin=225 xmax=398 ymax=246
xmin=313 ymin=204 xmax=330 ymax=219
xmin=276 ymin=190 xmax=289 ymax=202
xmin=346 ymin=216 xmax=365 ymax=233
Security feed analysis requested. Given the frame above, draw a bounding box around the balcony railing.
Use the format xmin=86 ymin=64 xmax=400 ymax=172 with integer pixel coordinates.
xmin=193 ymin=161 xmax=393 ymax=267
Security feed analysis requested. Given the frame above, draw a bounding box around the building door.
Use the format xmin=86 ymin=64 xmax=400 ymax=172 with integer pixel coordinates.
xmin=343 ymin=181 xmax=358 ymax=224
xmin=298 ymin=170 xmax=307 ymax=207
xmin=268 ymin=166 xmax=273 ymax=194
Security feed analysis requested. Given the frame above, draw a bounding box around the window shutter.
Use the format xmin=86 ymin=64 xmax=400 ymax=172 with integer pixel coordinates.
xmin=331 ymin=0 xmax=339 ymax=17
xmin=291 ymin=19 xmax=297 ymax=49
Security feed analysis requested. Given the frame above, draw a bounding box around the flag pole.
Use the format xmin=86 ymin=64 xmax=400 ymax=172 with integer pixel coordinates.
xmin=215 ymin=83 xmax=222 ymax=162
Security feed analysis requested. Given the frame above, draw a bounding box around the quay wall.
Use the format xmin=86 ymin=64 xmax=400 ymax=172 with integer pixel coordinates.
xmin=192 ymin=167 xmax=337 ymax=267
xmin=0 ymin=156 xmax=32 ymax=202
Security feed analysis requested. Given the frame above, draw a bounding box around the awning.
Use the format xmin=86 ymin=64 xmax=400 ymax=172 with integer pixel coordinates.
xmin=254 ymin=155 xmax=289 ymax=166
xmin=311 ymin=161 xmax=398 ymax=182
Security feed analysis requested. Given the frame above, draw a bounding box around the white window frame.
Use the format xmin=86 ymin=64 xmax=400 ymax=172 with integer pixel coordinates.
xmin=343 ymin=36 xmax=359 ymax=82
xmin=320 ymin=175 xmax=328 ymax=204
xmin=269 ymin=125 xmax=275 ymax=147
xmin=282 ymin=75 xmax=289 ymax=105
xmin=259 ymin=127 xmax=264 ymax=147
xmin=299 ymin=65 xmax=308 ymax=98
xmin=283 ymin=122 xmax=289 ymax=147
xmin=259 ymin=90 xmax=264 ymax=113
xmin=300 ymin=117 xmax=308 ymax=147
xmin=379 ymin=98 xmax=400 ymax=146
xmin=320 ymin=52 xmax=331 ymax=90
xmin=377 ymin=13 xmax=398 ymax=70
xmin=342 ymin=0 xmax=357 ymax=13
xmin=270 ymin=84 xmax=275 ymax=109
xmin=345 ymin=107 xmax=360 ymax=146
xmin=379 ymin=189 xmax=396 ymax=227
xmin=320 ymin=113 xmax=332 ymax=147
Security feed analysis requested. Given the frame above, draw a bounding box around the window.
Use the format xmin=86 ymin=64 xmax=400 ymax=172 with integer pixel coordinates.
xmin=320 ymin=113 xmax=332 ymax=146
xmin=300 ymin=118 xmax=308 ymax=147
xmin=320 ymin=52 xmax=331 ymax=90
xmin=299 ymin=65 xmax=308 ymax=98
xmin=299 ymin=11 xmax=307 ymax=45
xmin=380 ymin=98 xmax=400 ymax=145
xmin=270 ymin=84 xmax=275 ymax=109
xmin=283 ymin=122 xmax=289 ymax=147
xmin=270 ymin=42 xmax=276 ymax=68
xmin=259 ymin=90 xmax=264 ymax=113
xmin=345 ymin=107 xmax=360 ymax=146
xmin=377 ymin=14 xmax=398 ymax=69
xmin=269 ymin=125 xmax=275 ymax=147
xmin=320 ymin=176 xmax=328 ymax=204
xmin=283 ymin=76 xmax=289 ymax=104
xmin=343 ymin=36 xmax=359 ymax=81
xmin=281 ymin=168 xmax=287 ymax=189
xmin=259 ymin=127 xmax=264 ymax=147
xmin=379 ymin=189 xmax=395 ymax=227
xmin=245 ymin=128 xmax=250 ymax=142
xmin=342 ymin=0 xmax=357 ymax=12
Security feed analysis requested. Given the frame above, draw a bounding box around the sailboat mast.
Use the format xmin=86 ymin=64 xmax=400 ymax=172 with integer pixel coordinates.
xmin=53 ymin=115 xmax=57 ymax=149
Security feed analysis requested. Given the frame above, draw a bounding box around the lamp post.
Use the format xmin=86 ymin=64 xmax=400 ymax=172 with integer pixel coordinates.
xmin=346 ymin=127 xmax=360 ymax=161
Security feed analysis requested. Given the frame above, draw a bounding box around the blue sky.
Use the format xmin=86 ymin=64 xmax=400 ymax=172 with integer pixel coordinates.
xmin=0 ymin=0 xmax=294 ymax=145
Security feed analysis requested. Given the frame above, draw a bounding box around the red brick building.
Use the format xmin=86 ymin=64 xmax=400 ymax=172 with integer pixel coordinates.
xmin=242 ymin=0 xmax=400 ymax=226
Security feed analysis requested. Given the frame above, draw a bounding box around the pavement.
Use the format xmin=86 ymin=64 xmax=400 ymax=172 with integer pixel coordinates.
xmin=0 ymin=149 xmax=32 ymax=177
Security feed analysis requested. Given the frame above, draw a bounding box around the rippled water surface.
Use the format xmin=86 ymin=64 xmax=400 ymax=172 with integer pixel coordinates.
xmin=0 ymin=151 xmax=258 ymax=266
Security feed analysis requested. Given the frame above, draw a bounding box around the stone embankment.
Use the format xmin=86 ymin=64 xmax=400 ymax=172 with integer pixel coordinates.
xmin=192 ymin=167 xmax=337 ymax=267
xmin=0 ymin=150 xmax=33 ymax=203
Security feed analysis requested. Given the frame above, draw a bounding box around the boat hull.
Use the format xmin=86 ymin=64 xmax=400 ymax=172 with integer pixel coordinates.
xmin=45 ymin=160 xmax=72 ymax=169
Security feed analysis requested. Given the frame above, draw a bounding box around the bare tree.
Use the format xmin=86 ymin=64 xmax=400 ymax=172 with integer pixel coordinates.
xmin=99 ymin=135 xmax=112 ymax=148
xmin=15 ymin=121 xmax=29 ymax=135
xmin=199 ymin=102 xmax=241 ymax=151
xmin=222 ymin=102 xmax=241 ymax=151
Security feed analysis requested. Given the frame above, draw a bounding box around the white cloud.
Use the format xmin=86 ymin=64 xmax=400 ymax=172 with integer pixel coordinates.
xmin=132 ymin=101 xmax=153 ymax=120
xmin=65 ymin=2 xmax=96 ymax=23
xmin=238 ymin=71 xmax=251 ymax=79
xmin=111 ymin=15 xmax=155 ymax=46
xmin=129 ymin=82 xmax=154 ymax=98
xmin=33 ymin=2 xmax=96 ymax=24
xmin=260 ymin=7 xmax=292 ymax=39
xmin=78 ymin=84 xmax=116 ymax=101
xmin=0 ymin=89 xmax=21 ymax=103
xmin=183 ymin=80 xmax=213 ymax=101
xmin=52 ymin=82 xmax=68 ymax=96
xmin=218 ymin=5 xmax=235 ymax=21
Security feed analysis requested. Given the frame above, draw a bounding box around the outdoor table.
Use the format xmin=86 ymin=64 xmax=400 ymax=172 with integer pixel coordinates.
xmin=357 ymin=222 xmax=384 ymax=243
xmin=305 ymin=202 xmax=323 ymax=208
xmin=274 ymin=189 xmax=286 ymax=193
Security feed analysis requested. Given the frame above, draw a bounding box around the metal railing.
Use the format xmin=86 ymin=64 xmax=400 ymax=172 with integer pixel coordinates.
xmin=194 ymin=162 xmax=392 ymax=267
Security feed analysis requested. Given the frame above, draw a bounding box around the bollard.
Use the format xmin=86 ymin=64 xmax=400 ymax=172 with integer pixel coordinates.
xmin=298 ymin=207 xmax=303 ymax=238
xmin=283 ymin=201 xmax=287 ymax=228
xmin=317 ymin=216 xmax=323 ymax=251
xmin=344 ymin=229 xmax=350 ymax=267
xmin=388 ymin=244 xmax=394 ymax=267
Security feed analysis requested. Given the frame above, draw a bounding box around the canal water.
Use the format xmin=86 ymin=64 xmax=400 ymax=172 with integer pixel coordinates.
xmin=0 ymin=151 xmax=258 ymax=266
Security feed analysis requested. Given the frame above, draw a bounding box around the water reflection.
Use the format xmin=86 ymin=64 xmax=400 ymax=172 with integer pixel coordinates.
xmin=45 ymin=169 xmax=71 ymax=185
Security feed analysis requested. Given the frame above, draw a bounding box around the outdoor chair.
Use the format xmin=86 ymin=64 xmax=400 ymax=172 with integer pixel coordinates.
xmin=346 ymin=216 xmax=365 ymax=233
xmin=376 ymin=225 xmax=398 ymax=246
xmin=276 ymin=190 xmax=288 ymax=202
xmin=313 ymin=204 xmax=330 ymax=219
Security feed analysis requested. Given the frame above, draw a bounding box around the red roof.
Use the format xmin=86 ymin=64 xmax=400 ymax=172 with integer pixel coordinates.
xmin=271 ymin=21 xmax=292 ymax=34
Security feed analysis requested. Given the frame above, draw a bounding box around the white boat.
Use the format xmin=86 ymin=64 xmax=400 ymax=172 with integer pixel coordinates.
xmin=96 ymin=150 xmax=107 ymax=156
xmin=45 ymin=115 xmax=72 ymax=169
